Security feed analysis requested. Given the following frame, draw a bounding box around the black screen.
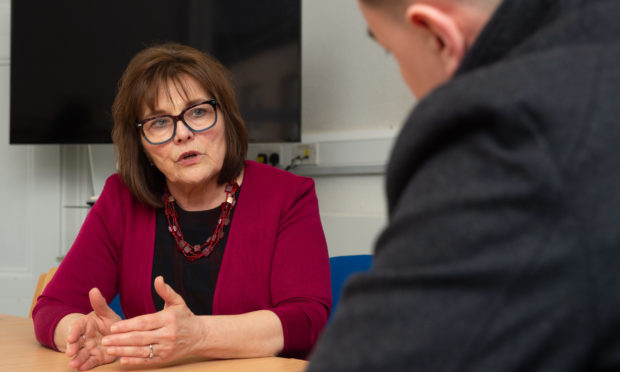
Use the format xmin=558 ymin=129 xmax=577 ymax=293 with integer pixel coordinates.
xmin=10 ymin=0 xmax=301 ymax=143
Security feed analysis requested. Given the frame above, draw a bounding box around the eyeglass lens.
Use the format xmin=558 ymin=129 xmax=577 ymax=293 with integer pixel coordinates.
xmin=142 ymin=102 xmax=217 ymax=144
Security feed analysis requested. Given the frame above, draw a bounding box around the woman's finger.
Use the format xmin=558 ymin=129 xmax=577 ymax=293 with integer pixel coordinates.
xmin=118 ymin=354 xmax=160 ymax=366
xmin=106 ymin=344 xmax=155 ymax=358
xmin=109 ymin=312 xmax=161 ymax=335
xmin=66 ymin=334 xmax=86 ymax=355
xmin=68 ymin=344 xmax=94 ymax=370
xmin=66 ymin=317 xmax=86 ymax=344
xmin=102 ymin=328 xmax=160 ymax=347
xmin=66 ymin=319 xmax=88 ymax=357
xmin=76 ymin=355 xmax=99 ymax=371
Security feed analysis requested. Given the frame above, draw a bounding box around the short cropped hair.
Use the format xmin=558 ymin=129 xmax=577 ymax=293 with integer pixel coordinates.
xmin=112 ymin=43 xmax=248 ymax=208
xmin=360 ymin=0 xmax=411 ymax=9
xmin=360 ymin=0 xmax=501 ymax=11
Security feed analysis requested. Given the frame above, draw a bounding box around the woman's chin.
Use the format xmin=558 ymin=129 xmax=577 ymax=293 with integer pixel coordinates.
xmin=167 ymin=173 xmax=218 ymax=189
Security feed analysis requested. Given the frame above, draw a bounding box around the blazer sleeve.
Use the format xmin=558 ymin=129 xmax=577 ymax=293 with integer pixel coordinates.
xmin=267 ymin=177 xmax=332 ymax=358
xmin=32 ymin=175 xmax=125 ymax=350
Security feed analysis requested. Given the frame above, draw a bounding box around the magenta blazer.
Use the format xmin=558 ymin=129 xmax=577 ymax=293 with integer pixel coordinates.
xmin=33 ymin=160 xmax=332 ymax=358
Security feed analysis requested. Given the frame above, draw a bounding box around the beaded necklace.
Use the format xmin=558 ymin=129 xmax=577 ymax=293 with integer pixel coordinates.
xmin=163 ymin=182 xmax=239 ymax=262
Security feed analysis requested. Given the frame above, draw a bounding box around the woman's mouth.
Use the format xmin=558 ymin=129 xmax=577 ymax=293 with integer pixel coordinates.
xmin=177 ymin=151 xmax=201 ymax=163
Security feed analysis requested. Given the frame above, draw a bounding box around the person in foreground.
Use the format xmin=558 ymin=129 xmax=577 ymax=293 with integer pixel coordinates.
xmin=308 ymin=0 xmax=620 ymax=371
xmin=32 ymin=43 xmax=331 ymax=370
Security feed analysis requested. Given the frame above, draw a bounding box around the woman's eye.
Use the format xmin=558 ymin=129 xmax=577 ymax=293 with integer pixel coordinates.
xmin=150 ymin=118 xmax=170 ymax=128
xmin=190 ymin=108 xmax=206 ymax=117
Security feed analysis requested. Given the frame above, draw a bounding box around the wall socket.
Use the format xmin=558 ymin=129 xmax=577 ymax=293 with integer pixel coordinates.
xmin=247 ymin=144 xmax=284 ymax=167
xmin=294 ymin=143 xmax=318 ymax=165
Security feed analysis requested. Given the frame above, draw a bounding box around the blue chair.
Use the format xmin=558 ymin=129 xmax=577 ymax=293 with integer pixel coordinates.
xmin=110 ymin=294 xmax=124 ymax=319
xmin=329 ymin=255 xmax=372 ymax=319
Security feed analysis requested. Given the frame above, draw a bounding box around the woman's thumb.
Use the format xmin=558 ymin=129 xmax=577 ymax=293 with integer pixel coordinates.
xmin=154 ymin=276 xmax=184 ymax=308
xmin=89 ymin=288 xmax=118 ymax=318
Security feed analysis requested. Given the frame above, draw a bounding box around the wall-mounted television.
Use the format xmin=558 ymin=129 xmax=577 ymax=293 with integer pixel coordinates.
xmin=10 ymin=0 xmax=301 ymax=144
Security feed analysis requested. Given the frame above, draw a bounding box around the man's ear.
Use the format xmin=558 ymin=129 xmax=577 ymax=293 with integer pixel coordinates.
xmin=405 ymin=3 xmax=466 ymax=76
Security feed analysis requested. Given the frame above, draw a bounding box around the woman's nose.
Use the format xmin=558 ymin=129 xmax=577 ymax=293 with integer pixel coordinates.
xmin=174 ymin=120 xmax=194 ymax=144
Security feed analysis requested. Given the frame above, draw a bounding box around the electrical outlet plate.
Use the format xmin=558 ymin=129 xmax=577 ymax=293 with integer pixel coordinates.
xmin=294 ymin=143 xmax=318 ymax=165
xmin=248 ymin=144 xmax=282 ymax=166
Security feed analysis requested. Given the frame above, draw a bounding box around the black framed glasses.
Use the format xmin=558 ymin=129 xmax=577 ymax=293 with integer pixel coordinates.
xmin=136 ymin=99 xmax=218 ymax=145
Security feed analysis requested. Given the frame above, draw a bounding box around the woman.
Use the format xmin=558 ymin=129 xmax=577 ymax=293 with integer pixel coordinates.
xmin=32 ymin=43 xmax=331 ymax=370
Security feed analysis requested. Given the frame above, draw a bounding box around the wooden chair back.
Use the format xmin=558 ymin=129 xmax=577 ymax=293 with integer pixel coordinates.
xmin=28 ymin=267 xmax=57 ymax=318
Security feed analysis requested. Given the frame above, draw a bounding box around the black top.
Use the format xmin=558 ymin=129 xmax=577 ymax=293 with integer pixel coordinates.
xmin=151 ymin=189 xmax=239 ymax=315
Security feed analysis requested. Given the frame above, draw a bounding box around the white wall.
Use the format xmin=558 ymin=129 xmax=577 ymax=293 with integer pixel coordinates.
xmin=297 ymin=0 xmax=412 ymax=256
xmin=302 ymin=0 xmax=412 ymax=139
xmin=0 ymin=0 xmax=414 ymax=316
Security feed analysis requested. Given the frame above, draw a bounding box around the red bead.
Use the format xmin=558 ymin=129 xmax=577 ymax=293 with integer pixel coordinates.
xmin=162 ymin=182 xmax=238 ymax=261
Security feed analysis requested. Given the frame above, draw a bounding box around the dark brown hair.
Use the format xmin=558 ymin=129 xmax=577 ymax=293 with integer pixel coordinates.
xmin=112 ymin=43 xmax=248 ymax=207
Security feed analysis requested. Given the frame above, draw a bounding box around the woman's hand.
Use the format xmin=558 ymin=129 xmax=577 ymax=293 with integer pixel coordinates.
xmin=65 ymin=288 xmax=122 ymax=371
xmin=101 ymin=276 xmax=205 ymax=366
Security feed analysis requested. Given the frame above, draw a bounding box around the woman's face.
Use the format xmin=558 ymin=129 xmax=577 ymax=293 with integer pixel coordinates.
xmin=140 ymin=75 xmax=227 ymax=192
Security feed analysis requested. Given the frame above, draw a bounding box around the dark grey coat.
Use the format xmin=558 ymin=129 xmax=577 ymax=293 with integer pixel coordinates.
xmin=308 ymin=0 xmax=620 ymax=370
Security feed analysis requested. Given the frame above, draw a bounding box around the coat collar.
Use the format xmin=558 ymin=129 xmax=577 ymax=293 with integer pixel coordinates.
xmin=457 ymin=0 xmax=590 ymax=75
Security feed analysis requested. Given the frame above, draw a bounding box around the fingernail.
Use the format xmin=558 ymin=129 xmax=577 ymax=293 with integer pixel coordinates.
xmin=101 ymin=337 xmax=110 ymax=346
xmin=110 ymin=324 xmax=117 ymax=332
